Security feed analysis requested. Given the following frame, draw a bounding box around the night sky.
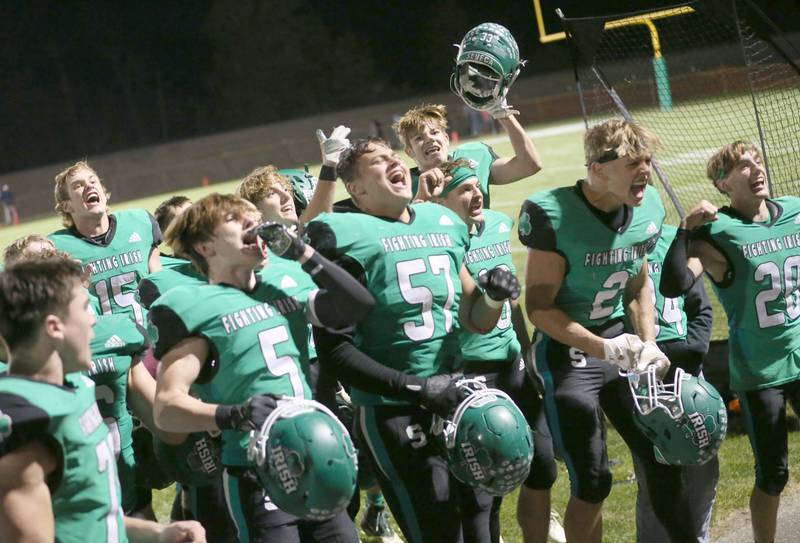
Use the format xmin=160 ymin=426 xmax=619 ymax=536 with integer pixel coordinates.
xmin=1 ymin=0 xmax=796 ymax=173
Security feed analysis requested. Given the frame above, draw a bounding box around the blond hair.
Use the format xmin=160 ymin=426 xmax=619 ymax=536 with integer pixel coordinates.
xmin=235 ymin=165 xmax=293 ymax=206
xmin=392 ymin=104 xmax=449 ymax=149
xmin=53 ymin=161 xmax=111 ymax=228
xmin=706 ymin=141 xmax=762 ymax=193
xmin=3 ymin=235 xmax=57 ymax=266
xmin=584 ymin=119 xmax=661 ymax=165
xmin=165 ymin=193 xmax=258 ymax=275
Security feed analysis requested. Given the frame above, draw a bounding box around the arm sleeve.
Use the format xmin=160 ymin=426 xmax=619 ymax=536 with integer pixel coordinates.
xmin=518 ymin=200 xmax=557 ymax=251
xmin=149 ymin=305 xmax=192 ymax=360
xmin=683 ymin=276 xmax=713 ymax=357
xmin=303 ymin=251 xmax=375 ymax=330
xmin=312 ymin=327 xmax=423 ymax=401
xmin=660 ymin=228 xmax=698 ymax=298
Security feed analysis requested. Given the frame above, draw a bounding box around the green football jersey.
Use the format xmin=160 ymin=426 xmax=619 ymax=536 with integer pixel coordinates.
xmin=50 ymin=209 xmax=161 ymax=326
xmin=159 ymin=253 xmax=190 ymax=270
xmin=308 ymin=203 xmax=470 ymax=405
xmin=519 ymin=182 xmax=665 ymax=329
xmin=458 ymin=209 xmax=520 ymax=364
xmin=0 ymin=373 xmax=127 ymax=542
xmin=411 ymin=141 xmax=498 ymax=207
xmin=150 ymin=261 xmax=316 ymax=466
xmin=697 ymin=196 xmax=800 ymax=391
xmin=646 ymin=224 xmax=687 ymax=343
xmin=266 ymin=253 xmax=319 ymax=362
xmin=87 ymin=313 xmax=148 ymax=511
xmin=138 ymin=261 xmax=207 ymax=310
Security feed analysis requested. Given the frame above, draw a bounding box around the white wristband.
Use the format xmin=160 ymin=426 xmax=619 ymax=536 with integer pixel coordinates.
xmin=484 ymin=295 xmax=505 ymax=309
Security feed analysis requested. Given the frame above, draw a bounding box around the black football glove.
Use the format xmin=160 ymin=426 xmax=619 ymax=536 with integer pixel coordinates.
xmin=215 ymin=393 xmax=280 ymax=431
xmin=253 ymin=222 xmax=306 ymax=260
xmin=417 ymin=373 xmax=467 ymax=417
xmin=478 ymin=267 xmax=521 ymax=302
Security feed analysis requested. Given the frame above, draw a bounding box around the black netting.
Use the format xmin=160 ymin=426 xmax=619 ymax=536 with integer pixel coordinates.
xmin=561 ymin=0 xmax=800 ymax=224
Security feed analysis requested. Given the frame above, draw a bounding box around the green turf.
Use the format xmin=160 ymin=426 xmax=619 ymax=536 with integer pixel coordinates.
xmin=11 ymin=119 xmax=796 ymax=540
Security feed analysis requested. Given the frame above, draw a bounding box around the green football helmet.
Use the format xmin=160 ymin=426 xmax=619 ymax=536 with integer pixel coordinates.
xmin=435 ymin=379 xmax=534 ymax=496
xmin=154 ymin=431 xmax=222 ymax=487
xmin=279 ymin=168 xmax=318 ymax=215
xmin=450 ymin=23 xmax=524 ymax=110
xmin=247 ymin=398 xmax=357 ymax=520
xmin=630 ymin=367 xmax=727 ymax=466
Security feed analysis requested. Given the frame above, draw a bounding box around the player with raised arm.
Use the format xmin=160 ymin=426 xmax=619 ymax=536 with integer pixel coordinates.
xmin=0 ymin=257 xmax=205 ymax=542
xmin=49 ymin=161 xmax=162 ymax=326
xmin=421 ymin=162 xmax=558 ymax=543
xmin=520 ymin=119 xmax=696 ymax=542
xmin=394 ymin=25 xmax=541 ymax=208
xmin=306 ymin=138 xmax=518 ymax=543
xmin=150 ymin=193 xmax=374 ymax=542
xmin=660 ymin=141 xmax=800 ymax=543
xmin=236 ymin=125 xmax=350 ymax=225
xmin=633 ymin=223 xmax=718 ymax=543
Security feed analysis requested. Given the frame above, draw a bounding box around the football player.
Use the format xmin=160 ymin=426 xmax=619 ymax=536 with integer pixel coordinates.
xmin=3 ymin=234 xmax=181 ymax=515
xmin=306 ymin=138 xmax=518 ymax=543
xmin=150 ymin=193 xmax=374 ymax=542
xmin=394 ymin=102 xmax=541 ymax=209
xmin=520 ymin=119 xmax=696 ymax=542
xmin=235 ymin=126 xmax=350 ymax=224
xmin=633 ymin=223 xmax=718 ymax=543
xmin=154 ymin=195 xmax=193 ymax=269
xmin=49 ymin=161 xmax=163 ymax=327
xmin=0 ymin=257 xmax=205 ymax=542
xmin=660 ymin=141 xmax=800 ymax=543
xmin=422 ymin=162 xmax=558 ymax=543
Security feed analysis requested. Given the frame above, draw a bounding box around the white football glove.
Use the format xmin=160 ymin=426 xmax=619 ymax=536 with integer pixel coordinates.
xmin=602 ymin=333 xmax=645 ymax=371
xmin=636 ymin=341 xmax=671 ymax=380
xmin=485 ymin=95 xmax=519 ymax=120
xmin=316 ymin=125 xmax=351 ymax=167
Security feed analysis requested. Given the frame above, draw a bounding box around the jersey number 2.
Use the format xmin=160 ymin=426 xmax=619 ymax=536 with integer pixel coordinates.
xmin=754 ymin=257 xmax=800 ymax=328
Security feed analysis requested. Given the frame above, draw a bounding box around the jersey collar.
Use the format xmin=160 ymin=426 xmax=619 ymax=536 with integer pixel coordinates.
xmin=574 ymin=181 xmax=633 ymax=234
xmin=70 ymin=214 xmax=118 ymax=247
xmin=721 ymin=199 xmax=782 ymax=227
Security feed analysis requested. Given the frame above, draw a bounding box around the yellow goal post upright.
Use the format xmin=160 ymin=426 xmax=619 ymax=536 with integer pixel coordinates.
xmin=532 ymin=0 xmax=800 ymax=224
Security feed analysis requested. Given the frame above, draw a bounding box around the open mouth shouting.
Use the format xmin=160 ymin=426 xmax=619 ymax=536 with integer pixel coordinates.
xmin=84 ymin=190 xmax=102 ymax=206
xmin=388 ymin=164 xmax=408 ymax=190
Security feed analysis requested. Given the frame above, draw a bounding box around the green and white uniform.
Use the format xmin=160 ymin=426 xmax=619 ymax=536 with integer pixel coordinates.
xmin=411 ymin=142 xmax=498 ymax=208
xmin=50 ymin=209 xmax=162 ymax=326
xmin=0 ymin=373 xmax=127 ymax=542
xmin=159 ymin=253 xmax=190 ymax=270
xmin=308 ymin=203 xmax=470 ymax=405
xmin=150 ymin=260 xmax=317 ymax=467
xmin=519 ymin=182 xmax=664 ymax=329
xmin=695 ymin=197 xmax=800 ymax=391
xmin=458 ymin=209 xmax=519 ymax=363
xmin=87 ymin=314 xmax=149 ymax=512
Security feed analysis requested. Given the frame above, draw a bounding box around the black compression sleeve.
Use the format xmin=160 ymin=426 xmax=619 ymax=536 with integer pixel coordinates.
xmin=313 ymin=327 xmax=423 ymax=402
xmin=302 ymin=251 xmax=375 ymax=330
xmin=683 ymin=275 xmax=713 ymax=357
xmin=660 ymin=228 xmax=698 ymax=298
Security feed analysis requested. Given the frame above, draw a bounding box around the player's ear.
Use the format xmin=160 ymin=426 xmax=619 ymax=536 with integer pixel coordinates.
xmin=404 ymin=144 xmax=416 ymax=159
xmin=43 ymin=313 xmax=65 ymax=341
xmin=589 ymin=161 xmax=605 ymax=179
xmin=345 ymin=180 xmax=365 ymax=198
xmin=194 ymin=240 xmax=215 ymax=260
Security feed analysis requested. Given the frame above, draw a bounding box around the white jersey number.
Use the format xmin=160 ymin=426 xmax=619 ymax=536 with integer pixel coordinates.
xmin=589 ymin=270 xmax=629 ymax=320
xmin=754 ymin=256 xmax=800 ymax=328
xmin=397 ymin=255 xmax=456 ymax=342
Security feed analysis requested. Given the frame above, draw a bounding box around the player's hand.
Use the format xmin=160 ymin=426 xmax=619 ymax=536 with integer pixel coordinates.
xmin=479 ymin=267 xmax=521 ymax=302
xmin=317 ymin=125 xmax=352 ymax=167
xmin=681 ymin=200 xmax=718 ymax=231
xmin=158 ymin=520 xmax=206 ymax=542
xmin=636 ymin=341 xmax=671 ymax=380
xmin=215 ymin=393 xmax=280 ymax=431
xmin=418 ymin=373 xmax=466 ymax=416
xmin=485 ymin=95 xmax=519 ymax=120
xmin=253 ymin=222 xmax=306 ymax=260
xmin=415 ymin=168 xmax=450 ymax=202
xmin=602 ymin=333 xmax=646 ymax=371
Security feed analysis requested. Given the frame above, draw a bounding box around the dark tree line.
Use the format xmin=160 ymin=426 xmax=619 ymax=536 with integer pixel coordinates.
xmin=1 ymin=0 xmax=796 ymax=174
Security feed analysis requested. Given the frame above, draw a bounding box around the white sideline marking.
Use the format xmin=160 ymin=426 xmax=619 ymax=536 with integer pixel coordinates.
xmin=478 ymin=121 xmax=585 ymax=146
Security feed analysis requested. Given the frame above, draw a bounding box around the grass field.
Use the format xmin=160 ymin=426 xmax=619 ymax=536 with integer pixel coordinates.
xmin=6 ymin=117 xmax=800 ymax=541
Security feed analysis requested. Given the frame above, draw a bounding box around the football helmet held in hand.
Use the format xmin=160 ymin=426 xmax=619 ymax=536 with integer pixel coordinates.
xmin=450 ymin=23 xmax=524 ymax=111
xmin=433 ymin=379 xmax=533 ymax=496
xmin=154 ymin=431 xmax=222 ymax=487
xmin=629 ymin=366 xmax=727 ymax=466
xmin=247 ymin=398 xmax=358 ymax=520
